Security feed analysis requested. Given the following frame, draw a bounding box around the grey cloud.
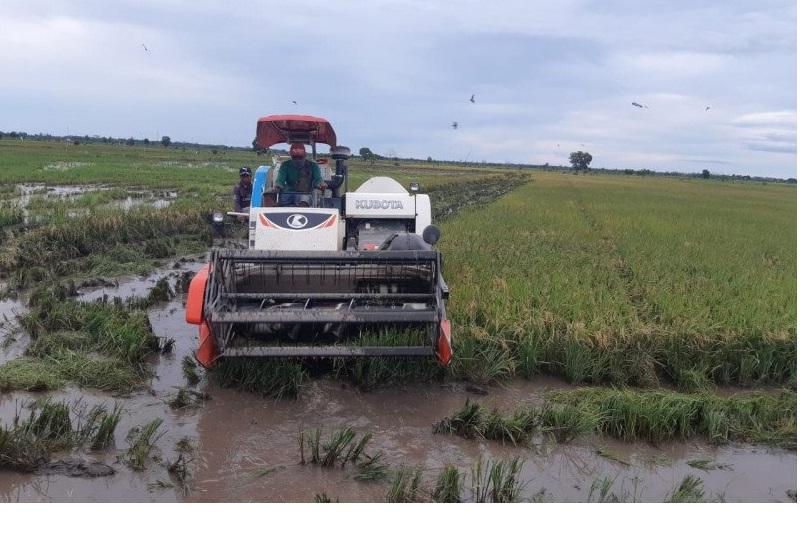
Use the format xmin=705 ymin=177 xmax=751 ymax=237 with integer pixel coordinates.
xmin=0 ymin=0 xmax=795 ymax=178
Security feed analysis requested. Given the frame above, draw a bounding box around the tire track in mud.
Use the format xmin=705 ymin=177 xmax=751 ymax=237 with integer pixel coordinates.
xmin=567 ymin=177 xmax=663 ymax=325
xmin=428 ymin=173 xmax=531 ymax=223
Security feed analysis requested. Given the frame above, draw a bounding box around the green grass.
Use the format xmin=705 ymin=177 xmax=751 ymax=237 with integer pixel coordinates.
xmin=0 ymin=204 xmax=24 ymax=228
xmin=0 ymin=291 xmax=160 ymax=393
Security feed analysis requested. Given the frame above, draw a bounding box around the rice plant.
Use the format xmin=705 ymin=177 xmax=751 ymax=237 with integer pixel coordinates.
xmin=686 ymin=459 xmax=732 ymax=471
xmin=214 ymin=359 xmax=305 ymax=399
xmin=0 ymin=399 xmax=121 ymax=471
xmin=182 ymin=355 xmax=201 ymax=385
xmin=433 ymin=399 xmax=483 ymax=439
xmin=545 ymin=388 xmax=797 ymax=448
xmin=665 ymin=475 xmax=706 ymax=503
xmin=432 ymin=464 xmax=463 ymax=503
xmin=483 ymin=408 xmax=537 ymax=446
xmin=538 ymin=402 xmax=601 ymax=443
xmin=470 ymin=457 xmax=525 ymax=503
xmin=300 ymin=427 xmax=373 ymax=469
xmin=386 ymin=467 xmax=424 ymax=503
xmin=125 ymin=418 xmax=165 ymax=471
xmin=587 ymin=477 xmax=630 ymax=503
xmin=27 ymin=399 xmax=72 ymax=444
xmin=354 ymin=453 xmax=391 ymax=482
xmin=167 ymin=453 xmax=192 ymax=496
xmin=90 ymin=403 xmax=123 ymax=450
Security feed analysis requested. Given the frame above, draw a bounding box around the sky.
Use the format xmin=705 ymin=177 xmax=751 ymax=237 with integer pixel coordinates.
xmin=0 ymin=0 xmax=796 ymax=178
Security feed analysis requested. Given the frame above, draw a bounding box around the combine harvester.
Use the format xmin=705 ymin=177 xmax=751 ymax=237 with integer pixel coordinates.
xmin=186 ymin=115 xmax=451 ymax=368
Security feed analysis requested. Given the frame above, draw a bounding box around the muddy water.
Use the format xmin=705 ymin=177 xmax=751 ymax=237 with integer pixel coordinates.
xmin=185 ymin=380 xmax=796 ymax=503
xmin=0 ymin=297 xmax=30 ymax=365
xmin=1 ymin=267 xmax=796 ymax=502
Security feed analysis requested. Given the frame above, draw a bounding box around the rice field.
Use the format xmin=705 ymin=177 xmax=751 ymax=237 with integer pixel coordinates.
xmin=441 ymin=173 xmax=796 ymax=388
xmin=0 ymin=138 xmax=795 ymax=502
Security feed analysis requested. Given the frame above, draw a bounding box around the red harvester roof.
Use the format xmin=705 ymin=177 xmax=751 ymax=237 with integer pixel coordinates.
xmin=256 ymin=114 xmax=337 ymax=148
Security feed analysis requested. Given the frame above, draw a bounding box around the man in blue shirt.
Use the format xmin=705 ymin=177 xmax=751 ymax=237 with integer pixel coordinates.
xmin=233 ymin=166 xmax=252 ymax=212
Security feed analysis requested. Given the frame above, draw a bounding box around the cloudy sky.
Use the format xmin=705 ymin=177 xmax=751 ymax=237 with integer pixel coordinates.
xmin=1 ymin=0 xmax=796 ymax=177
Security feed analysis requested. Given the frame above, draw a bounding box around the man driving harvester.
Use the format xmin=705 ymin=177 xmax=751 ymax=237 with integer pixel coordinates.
xmin=275 ymin=143 xmax=326 ymax=206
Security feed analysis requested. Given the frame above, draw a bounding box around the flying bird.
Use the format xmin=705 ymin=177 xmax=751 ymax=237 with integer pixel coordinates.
xmin=292 ymin=100 xmax=297 ymax=105
xmin=631 ymin=102 xmax=647 ymax=109
xmin=141 ymin=43 xmax=150 ymax=53
xmin=705 ymin=106 xmax=711 ymax=111
xmin=469 ymin=94 xmax=475 ymax=103
xmin=451 ymin=121 xmax=458 ymax=130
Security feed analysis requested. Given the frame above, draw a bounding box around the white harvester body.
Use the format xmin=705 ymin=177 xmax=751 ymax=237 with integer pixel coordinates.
xmin=187 ymin=114 xmax=451 ymax=369
xmin=248 ymin=176 xmax=433 ymax=252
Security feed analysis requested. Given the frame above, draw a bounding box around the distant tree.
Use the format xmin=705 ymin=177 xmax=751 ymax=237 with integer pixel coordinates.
xmin=701 ymin=169 xmax=711 ymax=179
xmin=125 ymin=137 xmax=135 ymax=146
xmin=624 ymin=169 xmax=634 ymax=175
xmin=787 ymin=178 xmax=797 ymax=184
xmin=359 ymin=147 xmax=373 ymax=159
xmin=211 ymin=148 xmax=218 ymax=155
xmin=143 ymin=138 xmax=150 ymax=145
xmin=0 ymin=131 xmax=3 ymax=139
xmin=569 ymin=151 xmax=593 ymax=172
xmin=161 ymin=136 xmax=171 ymax=148
xmin=426 ymin=156 xmax=433 ymax=162
xmin=251 ymin=137 xmax=259 ymax=152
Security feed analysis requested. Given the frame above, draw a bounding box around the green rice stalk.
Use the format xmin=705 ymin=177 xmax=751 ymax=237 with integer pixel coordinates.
xmin=125 ymin=418 xmax=165 ymax=471
xmin=386 ymin=467 xmax=425 ymax=503
xmin=432 ymin=464 xmax=463 ymax=503
xmin=665 ymin=475 xmax=706 ymax=503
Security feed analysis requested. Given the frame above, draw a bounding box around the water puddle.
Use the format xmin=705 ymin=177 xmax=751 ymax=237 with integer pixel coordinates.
xmin=153 ymin=161 xmax=237 ymax=172
xmin=185 ymin=380 xmax=796 ymax=503
xmin=113 ymin=191 xmax=177 ymax=211
xmin=76 ymin=260 xmax=204 ymax=303
xmin=42 ymin=162 xmax=93 ymax=172
xmin=0 ymin=297 xmax=30 ymax=365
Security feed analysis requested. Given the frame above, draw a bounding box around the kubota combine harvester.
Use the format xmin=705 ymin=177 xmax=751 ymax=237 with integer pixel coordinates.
xmin=186 ymin=115 xmax=451 ymax=368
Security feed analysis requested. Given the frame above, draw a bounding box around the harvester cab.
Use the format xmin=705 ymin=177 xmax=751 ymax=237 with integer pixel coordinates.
xmin=187 ymin=115 xmax=452 ymax=369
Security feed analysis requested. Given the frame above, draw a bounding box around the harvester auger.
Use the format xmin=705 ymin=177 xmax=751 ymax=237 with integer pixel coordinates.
xmin=186 ymin=115 xmax=452 ymax=368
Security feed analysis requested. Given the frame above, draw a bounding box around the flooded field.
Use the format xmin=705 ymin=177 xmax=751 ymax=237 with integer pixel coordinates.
xmin=0 ymin=143 xmax=795 ymax=504
xmin=0 ymin=267 xmax=795 ymax=502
